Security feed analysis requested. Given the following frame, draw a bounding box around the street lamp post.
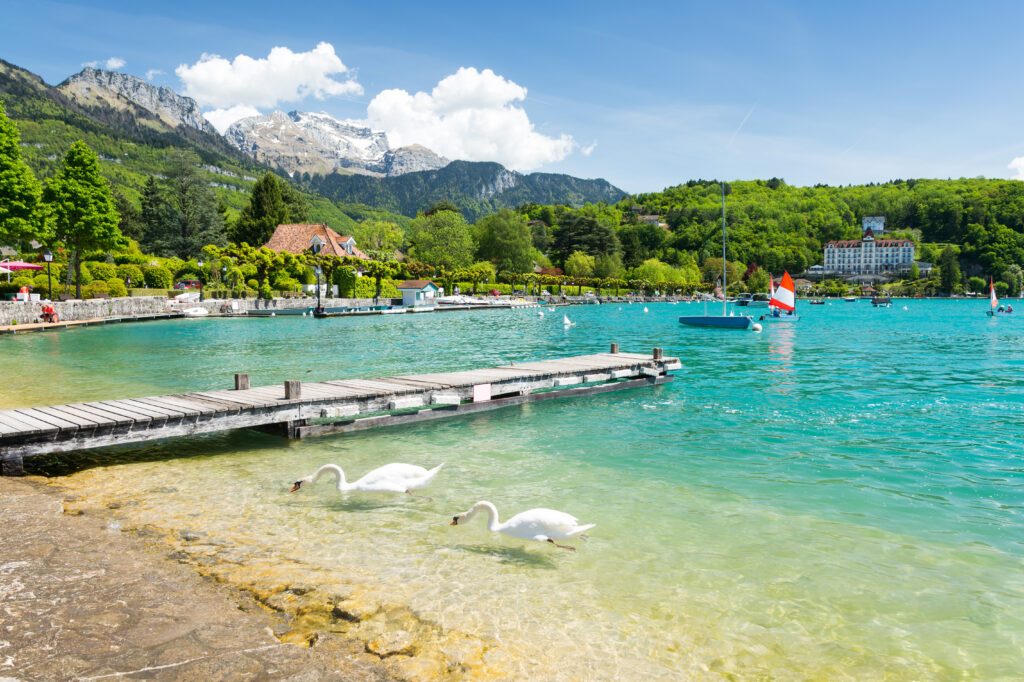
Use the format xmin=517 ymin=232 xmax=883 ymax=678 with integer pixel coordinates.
xmin=42 ymin=249 xmax=53 ymax=301
xmin=310 ymin=239 xmax=323 ymax=315
xmin=197 ymin=258 xmax=204 ymax=301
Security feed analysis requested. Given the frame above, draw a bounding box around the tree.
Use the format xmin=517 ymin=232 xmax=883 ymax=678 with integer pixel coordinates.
xmin=232 ymin=172 xmax=289 ymax=246
xmin=166 ymin=154 xmax=226 ymax=258
xmin=747 ymin=268 xmax=771 ymax=295
xmin=457 ymin=261 xmax=496 ymax=294
xmin=551 ymin=213 xmax=619 ymax=264
xmin=909 ymin=262 xmax=920 ymax=280
xmin=564 ymin=251 xmax=595 ymax=294
xmin=1003 ymin=263 xmax=1023 ymax=296
xmin=0 ymin=101 xmax=43 ymax=247
xmin=362 ymin=259 xmax=399 ymax=300
xmin=42 ymin=141 xmax=121 ymax=298
xmin=475 ymin=209 xmax=534 ymax=273
xmin=967 ymin=276 xmax=986 ymax=295
xmin=938 ymin=246 xmax=961 ymax=294
xmin=407 ymin=209 xmax=474 ymax=271
xmin=355 ymin=219 xmax=403 ymax=253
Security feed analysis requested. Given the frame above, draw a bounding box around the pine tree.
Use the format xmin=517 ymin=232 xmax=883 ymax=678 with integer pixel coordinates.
xmin=0 ymin=101 xmax=44 ymax=248
xmin=43 ymin=141 xmax=121 ymax=298
xmin=232 ymin=172 xmax=289 ymax=246
xmin=165 ymin=153 xmax=226 ymax=258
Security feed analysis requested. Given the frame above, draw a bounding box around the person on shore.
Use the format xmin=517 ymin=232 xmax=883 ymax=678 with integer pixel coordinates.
xmin=39 ymin=304 xmax=59 ymax=323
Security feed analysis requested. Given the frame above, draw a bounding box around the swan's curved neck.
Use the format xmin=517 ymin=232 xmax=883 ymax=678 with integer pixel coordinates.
xmin=469 ymin=501 xmax=501 ymax=531
xmin=313 ymin=464 xmax=350 ymax=491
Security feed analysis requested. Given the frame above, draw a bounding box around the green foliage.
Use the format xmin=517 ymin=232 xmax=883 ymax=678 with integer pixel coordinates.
xmin=354 ymin=276 xmax=400 ymax=299
xmin=139 ymin=153 xmax=226 ymax=258
xmin=551 ymin=213 xmax=619 ymax=265
xmin=475 ymin=209 xmax=534 ymax=273
xmin=564 ymin=251 xmax=596 ymax=278
xmin=143 ymin=265 xmax=173 ymax=289
xmin=967 ymin=276 xmax=986 ymax=294
xmin=42 ymin=140 xmax=121 ymax=298
xmin=938 ymin=246 xmax=962 ymax=294
xmin=0 ymin=100 xmax=43 ymax=247
xmin=407 ymin=210 xmax=475 ymax=271
xmin=86 ymin=261 xmax=116 ymax=281
xmin=747 ymin=268 xmax=771 ymax=294
xmin=82 ymin=280 xmax=109 ymax=299
xmin=354 ymin=219 xmax=403 ymax=252
xmin=231 ymin=172 xmax=305 ymax=245
xmin=909 ymin=262 xmax=920 ymax=280
xmin=116 ymin=264 xmax=144 ymax=285
xmin=700 ymin=258 xmax=745 ymax=288
xmin=105 ymin=277 xmax=127 ymax=297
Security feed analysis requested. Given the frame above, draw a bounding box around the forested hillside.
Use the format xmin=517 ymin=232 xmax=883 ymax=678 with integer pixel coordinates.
xmin=627 ymin=178 xmax=1024 ymax=278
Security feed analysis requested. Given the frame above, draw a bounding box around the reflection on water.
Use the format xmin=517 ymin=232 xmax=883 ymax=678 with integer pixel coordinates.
xmin=8 ymin=301 xmax=1024 ymax=679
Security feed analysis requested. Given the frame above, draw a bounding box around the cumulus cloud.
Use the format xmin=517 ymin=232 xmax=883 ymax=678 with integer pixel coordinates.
xmin=175 ymin=42 xmax=362 ymax=110
xmin=145 ymin=69 xmax=164 ymax=81
xmin=204 ymin=105 xmax=261 ymax=134
xmin=1010 ymin=156 xmax=1024 ymax=180
xmin=106 ymin=57 xmax=126 ymax=70
xmin=366 ymin=67 xmax=575 ymax=171
xmin=581 ymin=141 xmax=597 ymax=157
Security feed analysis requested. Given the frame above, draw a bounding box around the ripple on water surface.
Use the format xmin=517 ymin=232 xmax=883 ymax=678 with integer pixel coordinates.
xmin=8 ymin=300 xmax=1024 ymax=679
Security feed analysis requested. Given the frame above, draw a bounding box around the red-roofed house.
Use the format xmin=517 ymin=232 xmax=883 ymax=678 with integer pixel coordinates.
xmin=264 ymin=223 xmax=370 ymax=260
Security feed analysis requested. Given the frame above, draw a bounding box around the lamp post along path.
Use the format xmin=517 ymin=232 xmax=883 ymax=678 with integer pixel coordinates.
xmin=311 ymin=237 xmax=323 ymax=316
xmin=42 ymin=249 xmax=53 ymax=301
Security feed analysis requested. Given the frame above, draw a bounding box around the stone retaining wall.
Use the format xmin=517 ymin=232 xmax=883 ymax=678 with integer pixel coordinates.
xmin=0 ymin=297 xmax=382 ymax=326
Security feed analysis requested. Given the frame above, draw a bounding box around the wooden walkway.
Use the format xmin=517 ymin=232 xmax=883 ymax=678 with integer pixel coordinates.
xmin=0 ymin=349 xmax=680 ymax=475
xmin=0 ymin=312 xmax=183 ymax=335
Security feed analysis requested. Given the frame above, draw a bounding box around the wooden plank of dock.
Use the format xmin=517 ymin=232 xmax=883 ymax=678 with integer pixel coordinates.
xmin=0 ymin=348 xmax=679 ymax=475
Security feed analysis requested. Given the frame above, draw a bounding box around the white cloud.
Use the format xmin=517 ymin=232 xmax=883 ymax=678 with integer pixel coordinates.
xmin=145 ymin=69 xmax=164 ymax=81
xmin=105 ymin=57 xmax=126 ymax=70
xmin=581 ymin=141 xmax=597 ymax=157
xmin=175 ymin=42 xmax=362 ymax=109
xmin=1009 ymin=156 xmax=1024 ymax=180
xmin=366 ymin=67 xmax=575 ymax=171
xmin=81 ymin=60 xmax=98 ymax=68
xmin=203 ymin=105 xmax=261 ymax=134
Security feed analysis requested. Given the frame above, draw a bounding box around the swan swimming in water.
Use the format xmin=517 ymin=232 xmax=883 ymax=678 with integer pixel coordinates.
xmin=450 ymin=501 xmax=595 ymax=550
xmin=290 ymin=463 xmax=444 ymax=494
xmin=563 ymin=314 xmax=575 ymax=327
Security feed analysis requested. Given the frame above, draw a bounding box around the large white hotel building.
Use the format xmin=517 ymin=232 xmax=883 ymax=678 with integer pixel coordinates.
xmin=823 ymin=217 xmax=915 ymax=276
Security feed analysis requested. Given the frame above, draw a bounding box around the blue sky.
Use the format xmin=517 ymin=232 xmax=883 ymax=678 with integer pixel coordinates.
xmin=3 ymin=0 xmax=1023 ymax=193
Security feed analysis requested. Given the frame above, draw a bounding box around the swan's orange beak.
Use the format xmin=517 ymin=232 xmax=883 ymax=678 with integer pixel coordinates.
xmin=289 ymin=481 xmax=302 ymax=493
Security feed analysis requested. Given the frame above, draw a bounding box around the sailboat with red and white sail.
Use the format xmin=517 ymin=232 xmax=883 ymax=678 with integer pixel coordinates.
xmin=987 ymin=277 xmax=1013 ymax=316
xmin=765 ymin=271 xmax=799 ymax=322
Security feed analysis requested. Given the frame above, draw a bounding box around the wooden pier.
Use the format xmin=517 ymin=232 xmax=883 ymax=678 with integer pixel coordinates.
xmin=0 ymin=348 xmax=680 ymax=475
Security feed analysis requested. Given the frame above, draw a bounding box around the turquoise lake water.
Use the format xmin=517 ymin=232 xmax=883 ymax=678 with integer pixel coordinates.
xmin=2 ymin=300 xmax=1022 ymax=679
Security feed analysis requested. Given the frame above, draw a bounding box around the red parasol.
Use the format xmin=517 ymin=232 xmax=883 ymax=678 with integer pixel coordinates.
xmin=1 ymin=260 xmax=43 ymax=271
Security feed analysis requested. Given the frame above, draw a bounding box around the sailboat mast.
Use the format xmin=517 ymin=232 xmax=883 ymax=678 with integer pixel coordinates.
xmin=721 ymin=181 xmax=727 ymax=317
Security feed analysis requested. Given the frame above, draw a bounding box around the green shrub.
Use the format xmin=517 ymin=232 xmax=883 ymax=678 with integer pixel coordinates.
xmin=32 ymin=273 xmax=51 ymax=290
xmin=258 ymin=283 xmax=273 ymax=299
xmin=86 ymin=262 xmax=117 ymax=281
xmin=116 ymin=264 xmax=144 ymax=286
xmin=143 ymin=266 xmax=173 ymax=289
xmin=354 ymin=277 xmax=400 ymax=298
xmin=76 ymin=262 xmax=94 ymax=285
xmin=83 ymin=281 xmax=110 ymax=299
xmin=246 ymin=279 xmax=259 ymax=290
xmin=113 ymin=253 xmax=150 ymax=265
xmin=129 ymin=288 xmax=169 ymax=297
xmin=106 ymin=278 xmax=127 ymax=297
xmin=12 ymin=275 xmax=34 ymax=289
xmin=271 ymin=274 xmax=301 ymax=292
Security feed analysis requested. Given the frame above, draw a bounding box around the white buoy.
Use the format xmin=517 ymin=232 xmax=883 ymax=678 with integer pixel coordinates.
xmin=752 ymin=323 xmax=763 ymax=332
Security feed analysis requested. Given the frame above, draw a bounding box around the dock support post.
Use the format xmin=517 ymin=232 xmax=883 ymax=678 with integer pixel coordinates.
xmin=284 ymin=380 xmax=302 ymax=400
xmin=1 ymin=453 xmax=25 ymax=477
xmin=610 ymin=342 xmax=619 ymax=354
xmin=653 ymin=347 xmax=663 ymax=360
xmin=234 ymin=373 xmax=250 ymax=390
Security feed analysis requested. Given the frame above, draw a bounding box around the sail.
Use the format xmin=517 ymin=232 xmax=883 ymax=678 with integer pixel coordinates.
xmin=769 ymin=271 xmax=796 ymax=311
xmin=990 ymin=277 xmax=998 ymax=309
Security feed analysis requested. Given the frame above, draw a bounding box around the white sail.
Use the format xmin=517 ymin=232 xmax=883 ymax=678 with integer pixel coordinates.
xmin=769 ymin=272 xmax=796 ymax=311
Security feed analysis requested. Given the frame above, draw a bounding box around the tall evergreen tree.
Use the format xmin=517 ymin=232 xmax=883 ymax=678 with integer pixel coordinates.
xmin=43 ymin=141 xmax=121 ymax=298
xmin=0 ymin=101 xmax=43 ymax=248
xmin=165 ymin=153 xmax=226 ymax=258
xmin=231 ymin=172 xmax=308 ymax=246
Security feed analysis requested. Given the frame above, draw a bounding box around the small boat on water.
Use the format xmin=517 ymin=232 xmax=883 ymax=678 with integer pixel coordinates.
xmin=871 ymin=297 xmax=892 ymax=308
xmin=680 ymin=183 xmax=753 ymax=330
xmin=762 ymin=272 xmax=800 ymax=322
xmin=182 ymin=307 xmax=209 ymax=317
xmin=987 ymin=277 xmax=1014 ymax=316
xmin=844 ymin=296 xmax=857 ymax=302
xmin=809 ymin=300 xmax=826 ymax=305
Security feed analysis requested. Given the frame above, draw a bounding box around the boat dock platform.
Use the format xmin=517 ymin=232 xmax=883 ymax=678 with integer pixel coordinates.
xmin=0 ymin=347 xmax=679 ymax=475
xmin=0 ymin=312 xmax=185 ymax=335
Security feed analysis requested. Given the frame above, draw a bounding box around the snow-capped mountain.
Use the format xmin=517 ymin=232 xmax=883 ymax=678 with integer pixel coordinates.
xmin=224 ymin=110 xmax=448 ymax=177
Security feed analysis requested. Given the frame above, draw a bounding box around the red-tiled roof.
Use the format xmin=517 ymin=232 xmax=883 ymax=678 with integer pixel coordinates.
xmin=397 ymin=280 xmax=438 ymax=289
xmin=264 ymin=223 xmax=369 ymax=260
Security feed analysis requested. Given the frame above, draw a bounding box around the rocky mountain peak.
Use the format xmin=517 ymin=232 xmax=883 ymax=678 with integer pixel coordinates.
xmin=58 ymin=68 xmax=217 ymax=135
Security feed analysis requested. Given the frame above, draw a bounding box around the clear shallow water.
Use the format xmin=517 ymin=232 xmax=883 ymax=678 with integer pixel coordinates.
xmin=3 ymin=301 xmax=1024 ymax=679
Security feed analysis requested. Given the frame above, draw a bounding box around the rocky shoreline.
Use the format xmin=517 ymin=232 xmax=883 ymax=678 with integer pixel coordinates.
xmin=0 ymin=476 xmax=503 ymax=681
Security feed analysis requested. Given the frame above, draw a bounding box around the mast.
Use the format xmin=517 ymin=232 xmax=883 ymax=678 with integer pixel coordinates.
xmin=721 ymin=181 xmax=727 ymax=317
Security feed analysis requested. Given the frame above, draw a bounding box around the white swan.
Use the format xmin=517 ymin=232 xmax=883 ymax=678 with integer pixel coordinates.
xmin=290 ymin=463 xmax=444 ymax=494
xmin=537 ymin=310 xmax=544 ymax=318
xmin=450 ymin=501 xmax=595 ymax=551
xmin=563 ymin=314 xmax=575 ymax=327
xmin=643 ymin=306 xmax=649 ymax=313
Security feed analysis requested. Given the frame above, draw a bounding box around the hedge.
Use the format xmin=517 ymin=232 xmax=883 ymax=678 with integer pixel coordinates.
xmin=143 ymin=266 xmax=173 ymax=289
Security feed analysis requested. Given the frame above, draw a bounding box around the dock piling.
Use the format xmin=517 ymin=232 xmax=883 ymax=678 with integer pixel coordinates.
xmin=653 ymin=347 xmax=663 ymax=360
xmin=610 ymin=343 xmax=619 ymax=354
xmin=234 ymin=373 xmax=250 ymax=390
xmin=284 ymin=380 xmax=302 ymax=400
